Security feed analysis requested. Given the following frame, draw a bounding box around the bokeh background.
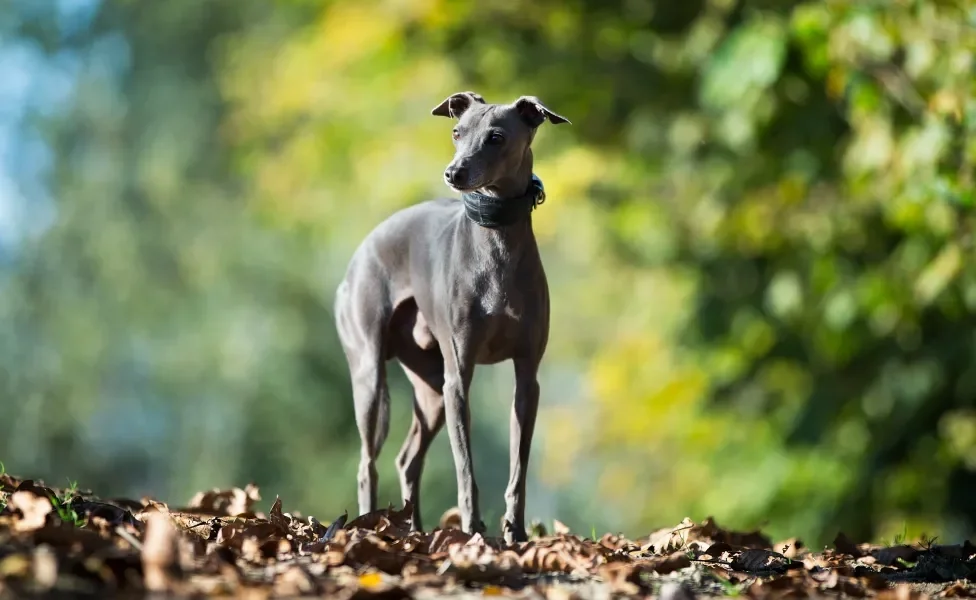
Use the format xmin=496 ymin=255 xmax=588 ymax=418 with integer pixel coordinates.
xmin=2 ymin=0 xmax=975 ymax=548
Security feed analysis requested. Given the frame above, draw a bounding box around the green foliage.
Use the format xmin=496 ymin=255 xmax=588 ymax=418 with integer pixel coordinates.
xmin=49 ymin=487 xmax=84 ymax=528
xmin=1 ymin=0 xmax=975 ymax=547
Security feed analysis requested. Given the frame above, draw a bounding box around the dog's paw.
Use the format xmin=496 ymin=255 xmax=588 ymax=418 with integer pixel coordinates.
xmin=473 ymin=519 xmax=487 ymax=535
xmin=501 ymin=519 xmax=527 ymax=545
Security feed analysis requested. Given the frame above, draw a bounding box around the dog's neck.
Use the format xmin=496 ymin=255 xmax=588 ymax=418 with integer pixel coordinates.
xmin=461 ymin=153 xmax=542 ymax=232
xmin=475 ymin=152 xmax=534 ymax=199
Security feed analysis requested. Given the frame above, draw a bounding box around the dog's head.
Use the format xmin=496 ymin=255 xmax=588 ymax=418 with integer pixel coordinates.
xmin=431 ymin=92 xmax=570 ymax=193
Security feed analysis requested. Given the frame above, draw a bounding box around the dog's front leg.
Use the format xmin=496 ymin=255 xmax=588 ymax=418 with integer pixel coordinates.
xmin=503 ymin=356 xmax=540 ymax=544
xmin=442 ymin=336 xmax=484 ymax=534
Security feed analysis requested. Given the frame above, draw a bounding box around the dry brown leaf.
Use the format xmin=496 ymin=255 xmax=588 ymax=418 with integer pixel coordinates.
xmin=872 ymin=545 xmax=920 ymax=566
xmin=8 ymin=490 xmax=53 ymax=532
xmin=274 ymin=565 xmax=318 ymax=596
xmin=439 ymin=507 xmax=462 ymax=530
xmin=31 ymin=545 xmax=58 ymax=590
xmin=400 ymin=560 xmax=448 ymax=588
xmin=13 ymin=479 xmax=58 ymax=501
xmin=695 ymin=517 xmax=772 ymax=549
xmin=344 ymin=534 xmax=409 ymax=574
xmin=833 ymin=532 xmax=865 ymax=558
xmin=702 ymin=541 xmax=735 ymax=561
xmin=643 ymin=518 xmax=696 ymax=554
xmin=267 ymin=496 xmax=291 ymax=534
xmin=597 ymin=532 xmax=638 ymax=552
xmin=748 ymin=572 xmax=811 ymax=596
xmin=445 ymin=542 xmax=521 ymax=584
xmin=941 ymin=582 xmax=976 ymax=597
xmin=596 ymin=562 xmax=642 ymax=595
xmin=553 ymin=519 xmax=571 ymax=535
xmin=519 ymin=544 xmax=588 ymax=576
xmin=0 ymin=473 xmax=22 ymax=493
xmin=876 ymin=583 xmax=927 ymax=600
xmin=659 ymin=581 xmax=697 ymax=600
xmin=0 ymin=554 xmax=31 ymax=578
xmin=730 ymin=548 xmax=792 ymax=573
xmin=776 ymin=538 xmax=805 ymax=559
xmin=347 ymin=500 xmax=414 ymax=533
xmin=644 ymin=551 xmax=692 ymax=574
xmin=543 ymin=587 xmax=583 ymax=600
xmin=142 ymin=512 xmax=180 ymax=592
xmin=428 ymin=527 xmax=473 ymax=554
xmin=641 ymin=516 xmax=771 ymax=555
xmin=819 ymin=569 xmax=867 ymax=597
xmin=186 ymin=484 xmax=261 ymax=517
xmin=375 ymin=515 xmax=413 ymax=541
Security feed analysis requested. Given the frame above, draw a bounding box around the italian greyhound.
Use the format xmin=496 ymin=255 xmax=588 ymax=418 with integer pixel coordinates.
xmin=334 ymin=91 xmax=570 ymax=544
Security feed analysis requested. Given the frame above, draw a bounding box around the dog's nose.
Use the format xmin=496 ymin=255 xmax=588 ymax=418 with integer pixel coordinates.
xmin=444 ymin=167 xmax=467 ymax=187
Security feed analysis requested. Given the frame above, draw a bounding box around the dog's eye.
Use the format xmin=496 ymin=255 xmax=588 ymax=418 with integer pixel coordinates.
xmin=452 ymin=129 xmax=460 ymax=141
xmin=487 ymin=132 xmax=504 ymax=144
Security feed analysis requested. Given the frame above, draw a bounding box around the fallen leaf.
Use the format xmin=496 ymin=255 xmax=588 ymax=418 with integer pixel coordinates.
xmin=439 ymin=507 xmax=462 ymax=530
xmin=597 ymin=532 xmax=638 ymax=552
xmin=142 ymin=512 xmax=180 ymax=592
xmin=358 ymin=571 xmax=385 ymax=589
xmin=820 ymin=569 xmax=867 ymax=597
xmin=347 ymin=501 xmax=414 ymax=533
xmin=31 ymin=545 xmax=58 ymax=590
xmin=645 ymin=551 xmax=692 ymax=574
xmin=275 ymin=565 xmax=317 ymax=597
xmin=941 ymin=582 xmax=975 ymax=597
xmin=702 ymin=541 xmax=735 ymax=561
xmin=643 ymin=518 xmax=696 ymax=554
xmin=0 ymin=554 xmax=30 ymax=578
xmin=731 ymin=548 xmax=793 ymax=573
xmin=776 ymin=537 xmax=805 ymax=559
xmin=319 ymin=512 xmax=348 ymax=543
xmin=8 ymin=490 xmax=53 ymax=532
xmin=659 ymin=581 xmax=696 ymax=600
xmin=833 ymin=532 xmax=864 ymax=558
xmin=186 ymin=485 xmax=261 ymax=517
xmin=344 ymin=534 xmax=409 ymax=574
xmin=529 ymin=520 xmax=548 ymax=539
xmin=429 ymin=527 xmax=473 ymax=554
xmin=872 ymin=545 xmax=919 ymax=566
xmin=596 ymin=562 xmax=642 ymax=595
xmin=268 ymin=496 xmax=291 ymax=534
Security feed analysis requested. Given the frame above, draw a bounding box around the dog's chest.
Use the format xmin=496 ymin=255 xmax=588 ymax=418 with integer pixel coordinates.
xmin=468 ymin=246 xmax=525 ymax=319
xmin=467 ymin=255 xmax=541 ymax=363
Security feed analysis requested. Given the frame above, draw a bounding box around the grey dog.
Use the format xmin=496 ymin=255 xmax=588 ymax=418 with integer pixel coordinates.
xmin=334 ymin=91 xmax=570 ymax=543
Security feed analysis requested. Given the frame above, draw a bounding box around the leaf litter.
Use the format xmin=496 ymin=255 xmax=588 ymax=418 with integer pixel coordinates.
xmin=2 ymin=472 xmax=976 ymax=598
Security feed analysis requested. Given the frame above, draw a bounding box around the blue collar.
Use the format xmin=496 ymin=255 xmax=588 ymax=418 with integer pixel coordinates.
xmin=461 ymin=175 xmax=546 ymax=228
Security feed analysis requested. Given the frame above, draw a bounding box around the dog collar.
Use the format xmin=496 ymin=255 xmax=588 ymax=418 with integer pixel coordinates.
xmin=461 ymin=174 xmax=546 ymax=228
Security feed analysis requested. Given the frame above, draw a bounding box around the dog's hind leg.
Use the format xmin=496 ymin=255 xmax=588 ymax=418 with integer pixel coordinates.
xmin=389 ymin=299 xmax=445 ymax=530
xmin=395 ymin=357 xmax=444 ymax=531
xmin=353 ymin=357 xmax=390 ymax=516
xmin=336 ymin=282 xmax=391 ymax=517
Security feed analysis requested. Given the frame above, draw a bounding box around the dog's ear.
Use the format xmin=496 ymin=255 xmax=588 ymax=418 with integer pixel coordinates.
xmin=514 ymin=96 xmax=571 ymax=127
xmin=431 ymin=91 xmax=486 ymax=119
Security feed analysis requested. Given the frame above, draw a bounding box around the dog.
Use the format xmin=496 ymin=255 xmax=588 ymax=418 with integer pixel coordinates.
xmin=334 ymin=91 xmax=569 ymax=543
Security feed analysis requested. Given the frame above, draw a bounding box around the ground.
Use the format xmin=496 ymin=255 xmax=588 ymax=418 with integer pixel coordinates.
xmin=1 ymin=473 xmax=975 ymax=599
